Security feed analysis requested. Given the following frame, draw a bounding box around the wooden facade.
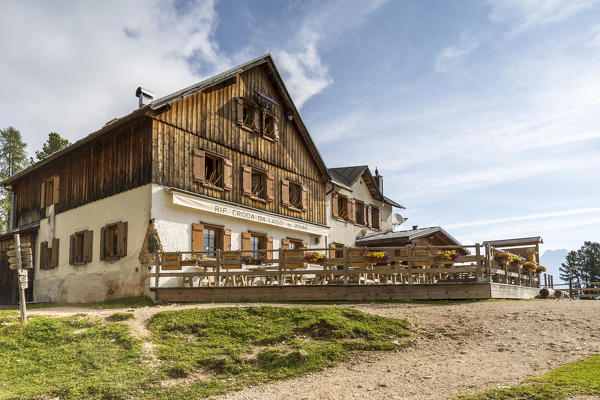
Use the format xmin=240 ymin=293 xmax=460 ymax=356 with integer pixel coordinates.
xmin=0 ymin=231 xmax=36 ymax=305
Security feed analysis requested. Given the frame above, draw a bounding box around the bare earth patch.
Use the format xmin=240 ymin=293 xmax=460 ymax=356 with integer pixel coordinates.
xmin=28 ymin=300 xmax=600 ymax=400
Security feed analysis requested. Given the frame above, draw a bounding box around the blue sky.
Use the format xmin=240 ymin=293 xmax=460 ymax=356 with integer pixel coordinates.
xmin=1 ymin=0 xmax=599 ymax=260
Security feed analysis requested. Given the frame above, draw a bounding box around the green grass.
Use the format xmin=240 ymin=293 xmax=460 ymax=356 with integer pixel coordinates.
xmin=460 ymin=353 xmax=600 ymax=400
xmin=28 ymin=296 xmax=155 ymax=310
xmin=107 ymin=312 xmax=135 ymax=322
xmin=0 ymin=314 xmax=154 ymax=400
xmin=146 ymin=306 xmax=410 ymax=398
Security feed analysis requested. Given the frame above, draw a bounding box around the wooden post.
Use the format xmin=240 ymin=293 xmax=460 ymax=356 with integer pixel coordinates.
xmin=278 ymin=248 xmax=284 ymax=286
xmin=550 ymin=275 xmax=554 ymax=289
xmin=475 ymin=243 xmax=482 ymax=283
xmin=154 ymin=251 xmax=160 ymax=303
xmin=15 ymin=234 xmax=26 ymax=324
xmin=407 ymin=245 xmax=414 ymax=284
xmin=343 ymin=246 xmax=349 ymax=285
xmin=215 ymin=249 xmax=221 ymax=288
xmin=485 ymin=244 xmax=492 ymax=282
xmin=544 ymin=273 xmax=548 ymax=288
xmin=503 ymin=261 xmax=508 ymax=284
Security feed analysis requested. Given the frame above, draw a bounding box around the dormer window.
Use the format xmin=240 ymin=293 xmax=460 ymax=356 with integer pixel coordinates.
xmin=236 ymin=98 xmax=259 ymax=132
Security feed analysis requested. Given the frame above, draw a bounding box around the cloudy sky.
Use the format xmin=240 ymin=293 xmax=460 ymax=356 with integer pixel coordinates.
xmin=1 ymin=0 xmax=599 ymax=261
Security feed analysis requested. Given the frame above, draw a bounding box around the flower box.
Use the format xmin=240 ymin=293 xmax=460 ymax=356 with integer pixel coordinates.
xmin=363 ymin=251 xmax=389 ymax=263
xmin=241 ymin=256 xmax=265 ymax=266
xmin=303 ymin=252 xmax=328 ymax=265
xmin=433 ymin=250 xmax=461 ymax=263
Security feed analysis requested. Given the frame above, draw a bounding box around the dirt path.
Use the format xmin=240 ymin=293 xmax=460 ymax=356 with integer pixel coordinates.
xmin=28 ymin=300 xmax=600 ymax=400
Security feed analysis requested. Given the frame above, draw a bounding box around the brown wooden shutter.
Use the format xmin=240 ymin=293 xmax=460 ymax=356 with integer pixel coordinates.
xmin=40 ymin=241 xmax=48 ymax=269
xmin=223 ymin=158 xmax=232 ymax=191
xmin=83 ymin=230 xmax=93 ymax=262
xmin=191 ymin=223 xmax=204 ymax=252
xmin=329 ymin=243 xmax=336 ymax=259
xmin=349 ymin=199 xmax=356 ymax=223
xmin=281 ymin=179 xmax=290 ymax=207
xmin=117 ymin=222 xmax=128 ymax=257
xmin=40 ymin=181 xmax=46 ymax=209
xmin=241 ymin=232 xmax=252 ymax=256
xmin=281 ymin=239 xmax=290 ymax=250
xmin=266 ymin=174 xmax=274 ymax=201
xmin=51 ymin=238 xmax=59 ymax=268
xmin=301 ymin=185 xmax=308 ymax=211
xmin=223 ymin=229 xmax=231 ymax=251
xmin=236 ymin=98 xmax=244 ymax=125
xmin=100 ymin=227 xmax=106 ymax=260
xmin=69 ymin=234 xmax=75 ymax=265
xmin=332 ymin=193 xmax=339 ymax=218
xmin=366 ymin=206 xmax=372 ymax=228
xmin=192 ymin=149 xmax=205 ymax=182
xmin=266 ymin=235 xmax=273 ymax=260
xmin=273 ymin=116 xmax=280 ymax=140
xmin=253 ymin=108 xmax=260 ymax=132
xmin=242 ymin=166 xmax=252 ymax=195
xmin=53 ymin=176 xmax=60 ymax=204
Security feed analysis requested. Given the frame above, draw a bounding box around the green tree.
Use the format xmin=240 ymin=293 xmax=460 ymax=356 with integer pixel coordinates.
xmin=559 ymin=242 xmax=600 ymax=297
xmin=0 ymin=127 xmax=29 ymax=234
xmin=35 ymin=132 xmax=70 ymax=161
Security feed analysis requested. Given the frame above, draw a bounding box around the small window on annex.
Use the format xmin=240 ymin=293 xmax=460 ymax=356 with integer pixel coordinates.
xmin=355 ymin=200 xmax=365 ymax=225
xmin=337 ymin=195 xmax=349 ymax=221
xmin=371 ymin=206 xmax=381 ymax=229
xmin=101 ymin=222 xmax=127 ymax=260
xmin=69 ymin=230 xmax=93 ymax=265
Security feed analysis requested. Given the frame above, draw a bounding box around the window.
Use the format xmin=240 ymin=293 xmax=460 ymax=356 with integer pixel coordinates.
xmin=289 ymin=182 xmax=302 ymax=209
xmin=101 ymin=222 xmax=127 ymax=260
xmin=40 ymin=239 xmax=59 ymax=269
xmin=250 ymin=236 xmax=261 ymax=258
xmin=191 ymin=223 xmax=231 ymax=256
xmin=281 ymin=179 xmax=307 ymax=211
xmin=355 ymin=200 xmax=365 ymax=225
xmin=192 ymin=149 xmax=232 ymax=190
xmin=40 ymin=175 xmax=60 ymax=211
xmin=262 ymin=109 xmax=279 ymax=141
xmin=337 ymin=195 xmax=349 ymax=221
xmin=242 ymin=231 xmax=273 ymax=259
xmin=236 ymin=98 xmax=259 ymax=132
xmin=242 ymin=166 xmax=273 ymax=202
xmin=69 ymin=230 xmax=93 ymax=265
xmin=371 ymin=206 xmax=381 ymax=229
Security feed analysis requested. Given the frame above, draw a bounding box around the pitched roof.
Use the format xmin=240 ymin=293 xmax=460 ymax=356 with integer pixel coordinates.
xmin=356 ymin=226 xmax=463 ymax=247
xmin=2 ymin=54 xmax=330 ymax=185
xmin=483 ymin=237 xmax=543 ymax=247
xmin=328 ymin=165 xmax=404 ymax=209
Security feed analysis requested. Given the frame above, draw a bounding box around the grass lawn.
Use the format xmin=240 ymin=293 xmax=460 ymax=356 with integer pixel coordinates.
xmin=460 ymin=353 xmax=600 ymax=400
xmin=28 ymin=296 xmax=155 ymax=310
xmin=0 ymin=306 xmax=410 ymax=399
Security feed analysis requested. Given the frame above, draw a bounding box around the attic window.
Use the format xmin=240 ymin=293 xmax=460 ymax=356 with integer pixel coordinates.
xmin=337 ymin=195 xmax=349 ymax=221
xmin=262 ymin=109 xmax=279 ymax=141
xmin=236 ymin=98 xmax=259 ymax=132
xmin=242 ymin=166 xmax=273 ymax=202
xmin=289 ymin=181 xmax=303 ymax=209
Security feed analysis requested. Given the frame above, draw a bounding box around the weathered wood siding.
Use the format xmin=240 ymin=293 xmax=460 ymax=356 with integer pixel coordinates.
xmin=13 ymin=118 xmax=153 ymax=227
xmin=151 ymin=64 xmax=327 ymax=225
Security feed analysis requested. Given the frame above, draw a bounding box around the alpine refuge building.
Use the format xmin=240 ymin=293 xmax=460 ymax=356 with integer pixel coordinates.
xmin=1 ymin=54 xmax=347 ymax=303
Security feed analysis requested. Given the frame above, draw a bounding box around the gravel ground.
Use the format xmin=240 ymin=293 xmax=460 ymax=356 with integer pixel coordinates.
xmin=27 ymin=299 xmax=600 ymax=400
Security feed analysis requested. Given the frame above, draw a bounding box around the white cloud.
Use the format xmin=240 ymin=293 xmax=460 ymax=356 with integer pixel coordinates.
xmin=488 ymin=0 xmax=597 ymax=36
xmin=435 ymin=33 xmax=484 ymax=72
xmin=0 ymin=0 xmax=227 ymax=151
xmin=446 ymin=208 xmax=600 ymax=229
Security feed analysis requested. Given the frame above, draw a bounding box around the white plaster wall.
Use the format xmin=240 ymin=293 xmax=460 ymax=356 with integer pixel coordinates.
xmin=34 ymin=184 xmax=152 ymax=303
xmin=326 ymin=177 xmax=393 ymax=247
xmin=151 ymin=184 xmax=323 ymax=252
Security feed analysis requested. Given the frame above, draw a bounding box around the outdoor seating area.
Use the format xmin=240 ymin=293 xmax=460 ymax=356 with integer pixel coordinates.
xmin=149 ymin=243 xmax=543 ymax=291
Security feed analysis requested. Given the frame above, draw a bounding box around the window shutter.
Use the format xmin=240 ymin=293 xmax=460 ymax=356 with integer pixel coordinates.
xmin=192 ymin=149 xmax=205 ymax=182
xmin=281 ymin=239 xmax=290 ymax=250
xmin=241 ymin=232 xmax=252 ymax=256
xmin=349 ymin=199 xmax=356 ymax=223
xmin=117 ymin=222 xmax=128 ymax=257
xmin=51 ymin=238 xmax=59 ymax=268
xmin=223 ymin=158 xmax=232 ymax=191
xmin=236 ymin=98 xmax=244 ymax=125
xmin=242 ymin=166 xmax=252 ymax=196
xmin=40 ymin=241 xmax=48 ymax=269
xmin=253 ymin=108 xmax=260 ymax=132
xmin=69 ymin=234 xmax=75 ymax=265
xmin=84 ymin=230 xmax=93 ymax=262
xmin=366 ymin=206 xmax=372 ymax=228
xmin=191 ymin=223 xmax=204 ymax=252
xmin=99 ymin=227 xmax=106 ymax=260
xmin=266 ymin=235 xmax=273 ymax=260
xmin=329 ymin=243 xmax=336 ymax=259
xmin=301 ymin=185 xmax=308 ymax=211
xmin=40 ymin=181 xmax=46 ymax=209
xmin=53 ymin=176 xmax=60 ymax=204
xmin=266 ymin=174 xmax=274 ymax=201
xmin=281 ymin=179 xmax=290 ymax=207
xmin=273 ymin=116 xmax=280 ymax=140
xmin=223 ymin=229 xmax=231 ymax=251
xmin=332 ymin=193 xmax=339 ymax=218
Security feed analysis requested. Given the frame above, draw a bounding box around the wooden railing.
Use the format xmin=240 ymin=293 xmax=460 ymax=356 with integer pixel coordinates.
xmin=550 ymin=282 xmax=600 ymax=299
xmin=148 ymin=243 xmax=541 ymax=291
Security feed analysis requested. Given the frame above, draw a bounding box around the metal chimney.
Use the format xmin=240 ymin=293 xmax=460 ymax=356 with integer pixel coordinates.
xmin=135 ymin=87 xmax=155 ymax=108
xmin=374 ymin=167 xmax=383 ymax=194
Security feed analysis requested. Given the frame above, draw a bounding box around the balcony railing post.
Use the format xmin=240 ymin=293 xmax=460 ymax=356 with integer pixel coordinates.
xmin=407 ymin=245 xmax=414 ymax=284
xmin=475 ymin=243 xmax=482 ymax=283
xmin=343 ymin=246 xmax=349 ymax=285
xmin=215 ymin=249 xmax=221 ymax=287
xmin=278 ymin=248 xmax=283 ymax=286
xmin=485 ymin=243 xmax=492 ymax=282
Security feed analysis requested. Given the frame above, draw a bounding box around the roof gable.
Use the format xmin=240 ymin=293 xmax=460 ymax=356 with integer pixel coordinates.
xmin=329 ymin=165 xmax=404 ymax=208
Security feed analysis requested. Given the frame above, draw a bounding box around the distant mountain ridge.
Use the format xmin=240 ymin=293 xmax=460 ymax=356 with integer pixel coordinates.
xmin=541 ymin=249 xmax=569 ymax=283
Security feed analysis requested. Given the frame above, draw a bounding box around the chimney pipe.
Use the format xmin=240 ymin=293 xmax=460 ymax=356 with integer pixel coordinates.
xmin=135 ymin=87 xmax=155 ymax=108
xmin=374 ymin=167 xmax=383 ymax=194
xmin=412 ymin=225 xmax=418 ymax=230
